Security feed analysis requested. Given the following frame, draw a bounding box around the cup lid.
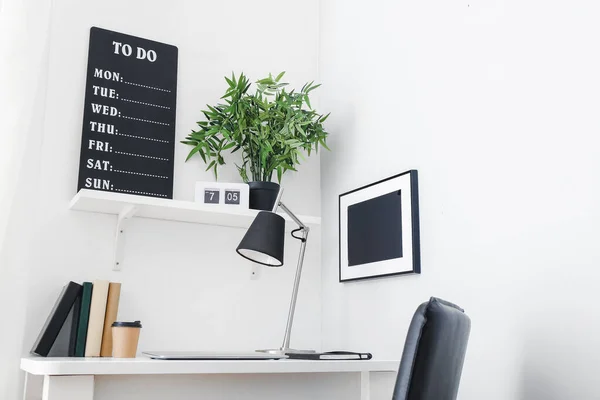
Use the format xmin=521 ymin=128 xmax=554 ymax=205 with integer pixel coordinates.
xmin=112 ymin=321 xmax=142 ymax=328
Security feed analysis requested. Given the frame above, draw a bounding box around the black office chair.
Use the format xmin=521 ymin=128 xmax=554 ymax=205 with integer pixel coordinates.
xmin=392 ymin=297 xmax=471 ymax=400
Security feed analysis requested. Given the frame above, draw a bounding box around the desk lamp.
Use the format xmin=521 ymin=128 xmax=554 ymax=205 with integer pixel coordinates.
xmin=236 ymin=189 xmax=315 ymax=355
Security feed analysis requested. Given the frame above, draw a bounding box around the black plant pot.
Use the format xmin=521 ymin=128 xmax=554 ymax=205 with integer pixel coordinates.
xmin=248 ymin=181 xmax=281 ymax=211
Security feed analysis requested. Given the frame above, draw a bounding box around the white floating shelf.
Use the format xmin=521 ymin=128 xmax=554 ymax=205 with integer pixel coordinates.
xmin=69 ymin=189 xmax=321 ymax=270
xmin=70 ymin=189 xmax=321 ymax=230
xmin=21 ymin=356 xmax=398 ymax=376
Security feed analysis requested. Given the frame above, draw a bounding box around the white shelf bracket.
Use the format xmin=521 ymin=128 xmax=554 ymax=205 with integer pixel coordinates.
xmin=113 ymin=205 xmax=138 ymax=271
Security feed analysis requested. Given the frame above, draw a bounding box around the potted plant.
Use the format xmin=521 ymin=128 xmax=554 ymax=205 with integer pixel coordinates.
xmin=182 ymin=72 xmax=330 ymax=210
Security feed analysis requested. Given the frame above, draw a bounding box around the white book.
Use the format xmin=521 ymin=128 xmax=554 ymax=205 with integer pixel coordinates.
xmin=84 ymin=280 xmax=110 ymax=357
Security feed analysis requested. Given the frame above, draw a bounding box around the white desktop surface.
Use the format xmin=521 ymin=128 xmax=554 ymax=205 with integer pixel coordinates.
xmin=21 ymin=355 xmax=398 ymax=376
xmin=22 ymin=356 xmax=399 ymax=400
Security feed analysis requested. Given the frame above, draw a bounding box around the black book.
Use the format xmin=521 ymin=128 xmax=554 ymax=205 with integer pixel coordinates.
xmin=286 ymin=351 xmax=373 ymax=360
xmin=31 ymin=281 xmax=83 ymax=357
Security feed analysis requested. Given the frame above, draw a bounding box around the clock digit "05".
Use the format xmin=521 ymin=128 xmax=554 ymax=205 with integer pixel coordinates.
xmin=224 ymin=190 xmax=240 ymax=205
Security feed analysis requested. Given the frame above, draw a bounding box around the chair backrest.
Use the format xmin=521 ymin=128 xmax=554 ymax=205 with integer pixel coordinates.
xmin=392 ymin=297 xmax=471 ymax=400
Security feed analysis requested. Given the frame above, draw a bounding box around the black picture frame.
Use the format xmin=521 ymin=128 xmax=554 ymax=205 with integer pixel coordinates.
xmin=339 ymin=170 xmax=421 ymax=282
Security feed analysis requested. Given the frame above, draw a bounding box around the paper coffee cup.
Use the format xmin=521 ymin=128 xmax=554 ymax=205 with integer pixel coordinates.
xmin=111 ymin=321 xmax=142 ymax=358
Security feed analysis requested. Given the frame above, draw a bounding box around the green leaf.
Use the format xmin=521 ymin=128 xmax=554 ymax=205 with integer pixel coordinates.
xmin=307 ymin=83 xmax=321 ymax=93
xmin=205 ymin=160 xmax=216 ymax=171
xmin=304 ymin=95 xmax=312 ymax=109
xmin=302 ymin=81 xmax=313 ymax=93
xmin=185 ymin=143 xmax=203 ymax=162
xmin=197 ymin=147 xmax=207 ymax=163
xmin=221 ymin=90 xmax=236 ymax=99
xmin=257 ymin=77 xmax=276 ymax=85
xmin=222 ymin=142 xmax=236 ymax=150
xmin=319 ymin=138 xmax=331 ymax=151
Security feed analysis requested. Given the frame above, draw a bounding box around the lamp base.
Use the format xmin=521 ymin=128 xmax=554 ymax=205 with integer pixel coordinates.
xmin=257 ymin=348 xmax=317 ymax=356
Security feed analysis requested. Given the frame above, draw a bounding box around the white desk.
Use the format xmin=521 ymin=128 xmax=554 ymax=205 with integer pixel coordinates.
xmin=21 ymin=356 xmax=398 ymax=400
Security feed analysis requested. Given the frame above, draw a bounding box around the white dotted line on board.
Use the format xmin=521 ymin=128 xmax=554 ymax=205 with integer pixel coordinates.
xmin=120 ymin=114 xmax=170 ymax=126
xmin=113 ymin=169 xmax=168 ymax=179
xmin=116 ymin=131 xmax=169 ymax=143
xmin=121 ymin=97 xmax=170 ymax=110
xmin=122 ymin=80 xmax=171 ymax=93
xmin=114 ymin=188 xmax=168 ymax=197
xmin=114 ymin=150 xmax=169 ymax=161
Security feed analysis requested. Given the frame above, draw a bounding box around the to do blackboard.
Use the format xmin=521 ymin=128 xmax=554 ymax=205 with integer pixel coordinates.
xmin=77 ymin=27 xmax=178 ymax=199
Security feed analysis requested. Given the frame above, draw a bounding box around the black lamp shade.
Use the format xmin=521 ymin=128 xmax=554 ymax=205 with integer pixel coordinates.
xmin=236 ymin=211 xmax=285 ymax=267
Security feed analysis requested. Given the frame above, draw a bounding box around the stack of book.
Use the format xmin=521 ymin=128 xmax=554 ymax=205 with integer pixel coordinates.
xmin=31 ymin=280 xmax=122 ymax=357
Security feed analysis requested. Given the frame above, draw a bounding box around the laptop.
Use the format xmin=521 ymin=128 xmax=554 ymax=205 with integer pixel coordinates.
xmin=142 ymin=351 xmax=288 ymax=360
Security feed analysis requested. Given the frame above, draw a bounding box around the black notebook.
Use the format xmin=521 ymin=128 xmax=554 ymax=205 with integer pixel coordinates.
xmin=31 ymin=281 xmax=83 ymax=357
xmin=287 ymin=351 xmax=372 ymax=360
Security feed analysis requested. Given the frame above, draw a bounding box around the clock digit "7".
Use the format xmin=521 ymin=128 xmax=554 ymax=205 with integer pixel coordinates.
xmin=204 ymin=189 xmax=220 ymax=204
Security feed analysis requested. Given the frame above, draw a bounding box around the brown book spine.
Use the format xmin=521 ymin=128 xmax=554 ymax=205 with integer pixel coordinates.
xmin=85 ymin=280 xmax=109 ymax=357
xmin=100 ymin=282 xmax=121 ymax=357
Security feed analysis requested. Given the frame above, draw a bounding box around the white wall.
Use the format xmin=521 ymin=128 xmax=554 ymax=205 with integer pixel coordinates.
xmin=320 ymin=1 xmax=600 ymax=399
xmin=2 ymin=0 xmax=323 ymax=399
xmin=0 ymin=1 xmax=53 ymax=399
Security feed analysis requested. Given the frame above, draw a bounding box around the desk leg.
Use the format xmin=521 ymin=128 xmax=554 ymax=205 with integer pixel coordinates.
xmin=42 ymin=376 xmax=94 ymax=400
xmin=23 ymin=373 xmax=31 ymax=400
xmin=23 ymin=373 xmax=43 ymax=400
xmin=360 ymin=371 xmax=370 ymax=400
